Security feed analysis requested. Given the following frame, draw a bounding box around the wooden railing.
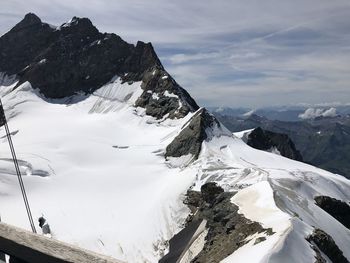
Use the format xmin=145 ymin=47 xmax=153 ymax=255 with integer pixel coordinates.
xmin=0 ymin=222 xmax=125 ymax=263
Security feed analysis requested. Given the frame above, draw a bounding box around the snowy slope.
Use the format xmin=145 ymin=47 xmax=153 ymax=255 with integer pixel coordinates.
xmin=233 ymin=128 xmax=254 ymax=140
xmin=191 ymin=136 xmax=350 ymax=262
xmin=0 ymin=77 xmax=196 ymax=262
xmin=0 ymin=72 xmax=349 ymax=263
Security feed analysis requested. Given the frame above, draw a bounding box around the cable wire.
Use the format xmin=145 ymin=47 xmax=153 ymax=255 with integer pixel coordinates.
xmin=0 ymin=99 xmax=36 ymax=233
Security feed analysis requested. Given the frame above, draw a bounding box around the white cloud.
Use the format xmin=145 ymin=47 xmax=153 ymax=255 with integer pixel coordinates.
xmin=298 ymin=107 xmax=337 ymax=119
xmin=167 ymin=52 xmax=219 ymax=64
xmin=322 ymin=107 xmax=338 ymax=117
xmin=243 ymin=109 xmax=256 ymax=117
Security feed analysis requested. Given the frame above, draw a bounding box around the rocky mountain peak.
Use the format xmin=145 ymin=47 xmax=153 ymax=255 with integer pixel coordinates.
xmin=122 ymin=41 xmax=163 ymax=81
xmin=0 ymin=14 xmax=199 ymax=119
xmin=13 ymin=13 xmax=42 ymax=30
xmin=134 ymin=41 xmax=162 ymax=69
xmin=57 ymin=16 xmax=99 ymax=37
xmin=0 ymin=13 xmax=54 ymax=75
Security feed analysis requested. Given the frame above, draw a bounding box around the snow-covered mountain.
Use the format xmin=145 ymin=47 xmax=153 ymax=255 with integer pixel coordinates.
xmin=214 ymin=112 xmax=350 ymax=179
xmin=0 ymin=14 xmax=349 ymax=263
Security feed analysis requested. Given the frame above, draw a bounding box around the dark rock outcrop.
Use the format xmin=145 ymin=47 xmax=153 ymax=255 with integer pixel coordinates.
xmin=247 ymin=127 xmax=303 ymax=161
xmin=200 ymin=182 xmax=224 ymax=204
xmin=0 ymin=13 xmax=198 ymax=119
xmin=308 ymin=244 xmax=327 ymax=263
xmin=0 ymin=14 xmax=153 ymax=97
xmin=165 ymin=108 xmax=225 ymax=159
xmin=314 ymin=196 xmax=350 ymax=229
xmin=183 ymin=183 xmax=273 ymax=263
xmin=134 ymin=67 xmax=198 ymax=119
xmin=0 ymin=13 xmax=54 ymax=75
xmin=160 ymin=183 xmax=273 ymax=263
xmin=306 ymin=228 xmax=349 ymax=263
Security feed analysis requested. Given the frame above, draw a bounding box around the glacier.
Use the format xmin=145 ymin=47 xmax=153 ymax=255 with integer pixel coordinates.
xmin=0 ymin=74 xmax=349 ymax=262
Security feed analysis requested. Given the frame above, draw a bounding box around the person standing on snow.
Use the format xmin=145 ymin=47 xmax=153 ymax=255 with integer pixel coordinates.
xmin=38 ymin=216 xmax=51 ymax=237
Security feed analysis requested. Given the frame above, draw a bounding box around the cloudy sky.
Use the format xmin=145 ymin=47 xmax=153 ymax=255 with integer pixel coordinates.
xmin=1 ymin=0 xmax=350 ymax=108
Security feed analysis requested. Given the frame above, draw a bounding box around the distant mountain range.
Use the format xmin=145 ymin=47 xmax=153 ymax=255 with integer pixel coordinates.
xmin=209 ymin=105 xmax=350 ymax=122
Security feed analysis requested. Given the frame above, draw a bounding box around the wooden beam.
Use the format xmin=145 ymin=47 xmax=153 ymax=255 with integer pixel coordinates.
xmin=0 ymin=222 xmax=125 ymax=263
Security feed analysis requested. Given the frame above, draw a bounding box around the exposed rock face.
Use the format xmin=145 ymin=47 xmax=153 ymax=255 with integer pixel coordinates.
xmin=314 ymin=196 xmax=350 ymax=229
xmin=165 ymin=109 xmax=227 ymax=159
xmin=306 ymin=228 xmax=349 ymax=263
xmin=0 ymin=14 xmax=153 ymax=97
xmin=247 ymin=127 xmax=303 ymax=161
xmin=0 ymin=13 xmax=54 ymax=75
xmin=159 ymin=183 xmax=273 ymax=263
xmin=200 ymin=182 xmax=224 ymax=204
xmin=183 ymin=183 xmax=272 ymax=263
xmin=134 ymin=67 xmax=199 ymax=119
xmin=0 ymin=13 xmax=198 ymax=119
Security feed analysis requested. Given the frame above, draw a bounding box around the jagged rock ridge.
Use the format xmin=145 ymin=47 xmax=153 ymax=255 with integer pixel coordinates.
xmin=160 ymin=183 xmax=273 ymax=263
xmin=0 ymin=13 xmax=198 ymax=119
xmin=165 ymin=108 xmax=230 ymax=159
xmin=134 ymin=67 xmax=199 ymax=119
